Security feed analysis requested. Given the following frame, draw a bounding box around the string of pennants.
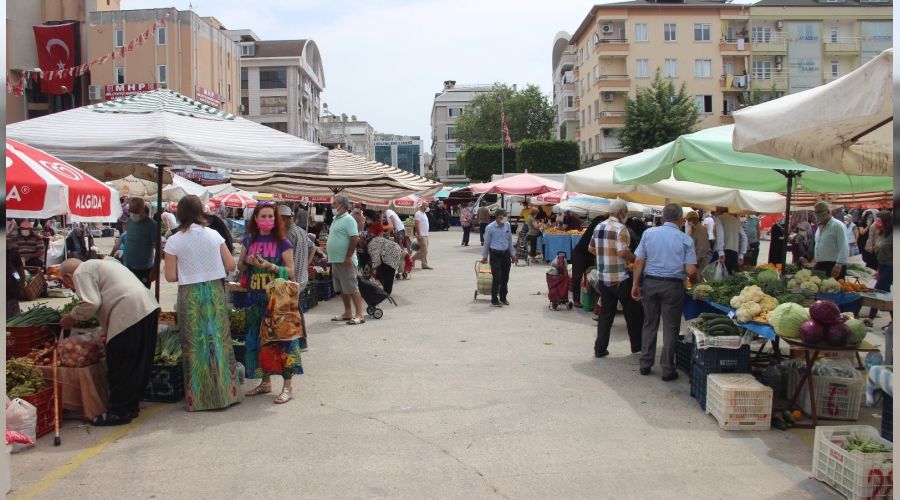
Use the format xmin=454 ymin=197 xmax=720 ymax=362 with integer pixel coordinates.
xmin=6 ymin=8 xmax=176 ymax=96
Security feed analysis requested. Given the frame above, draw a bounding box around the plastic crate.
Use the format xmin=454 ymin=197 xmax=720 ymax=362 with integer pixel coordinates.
xmin=690 ymin=364 xmax=708 ymax=411
xmin=315 ymin=280 xmax=335 ymax=301
xmin=142 ymin=364 xmax=185 ymax=403
xmin=796 ymin=372 xmax=865 ymax=421
xmin=683 ymin=294 xmax=720 ymax=320
xmin=22 ymin=384 xmax=61 ymax=438
xmin=812 ymin=425 xmax=893 ymax=500
xmin=232 ymin=337 xmax=246 ymax=366
xmin=6 ymin=325 xmax=59 ymax=359
xmin=692 ymin=343 xmax=751 ymax=373
xmin=675 ymin=335 xmax=692 ymax=374
xmin=705 ymin=373 xmax=773 ymax=431
xmin=882 ymin=394 xmax=892 ymax=442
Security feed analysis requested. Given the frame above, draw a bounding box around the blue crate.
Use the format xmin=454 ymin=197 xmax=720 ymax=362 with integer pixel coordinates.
xmin=230 ymin=290 xmax=252 ymax=308
xmin=683 ymin=294 xmax=721 ymax=320
xmin=232 ymin=341 xmax=246 ymax=366
xmin=142 ymin=364 xmax=185 ymax=403
xmin=315 ymin=280 xmax=335 ymax=301
xmin=882 ymin=394 xmax=893 ymax=442
xmin=300 ymin=296 xmax=312 ymax=312
xmin=692 ymin=344 xmax=751 ymax=373
xmin=690 ymin=363 xmax=707 ymax=411
xmin=675 ymin=336 xmax=692 ymax=374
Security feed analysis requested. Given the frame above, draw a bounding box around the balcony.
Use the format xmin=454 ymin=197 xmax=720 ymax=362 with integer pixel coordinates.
xmin=595 ymin=38 xmax=629 ymax=55
xmin=824 ymin=38 xmax=860 ymax=54
xmin=751 ymin=36 xmax=787 ymax=54
xmin=823 ymin=73 xmax=849 ymax=83
xmin=720 ymin=114 xmax=735 ymax=124
xmin=720 ymin=74 xmax=749 ymax=92
xmin=596 ymin=75 xmax=630 ymax=92
xmin=719 ymin=38 xmax=750 ymax=55
xmin=596 ymin=111 xmax=626 ymax=125
xmin=750 ymin=75 xmax=788 ymax=92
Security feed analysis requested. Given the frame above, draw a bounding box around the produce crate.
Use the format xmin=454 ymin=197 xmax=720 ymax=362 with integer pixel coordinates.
xmin=705 ymin=373 xmax=773 ymax=431
xmin=22 ymin=384 xmax=61 ymax=438
xmin=812 ymin=425 xmax=893 ymax=500
xmin=690 ymin=364 xmax=708 ymax=411
xmin=683 ymin=294 xmax=720 ymax=320
xmin=675 ymin=335 xmax=692 ymax=374
xmin=232 ymin=336 xmax=246 ymax=366
xmin=21 ymin=268 xmax=47 ymax=301
xmin=882 ymin=394 xmax=892 ymax=442
xmin=692 ymin=343 xmax=751 ymax=374
xmin=142 ymin=363 xmax=184 ymax=403
xmin=315 ymin=280 xmax=335 ymax=301
xmin=6 ymin=325 xmax=58 ymax=359
xmin=229 ymin=290 xmax=253 ymax=309
xmin=793 ymin=372 xmax=865 ymax=421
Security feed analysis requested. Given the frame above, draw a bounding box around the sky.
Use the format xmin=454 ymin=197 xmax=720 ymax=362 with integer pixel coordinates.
xmin=123 ymin=0 xmax=601 ymax=150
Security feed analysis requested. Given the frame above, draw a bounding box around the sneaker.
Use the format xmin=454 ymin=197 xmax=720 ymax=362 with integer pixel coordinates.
xmin=595 ymin=350 xmax=610 ymax=359
xmin=491 ymin=300 xmax=502 ymax=307
xmin=639 ymin=367 xmax=651 ymax=376
xmin=500 ymin=300 xmax=510 ymax=306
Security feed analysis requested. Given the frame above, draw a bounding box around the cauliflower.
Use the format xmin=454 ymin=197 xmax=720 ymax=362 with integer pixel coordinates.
xmin=820 ymin=278 xmax=842 ymax=294
xmin=795 ymin=269 xmax=812 ymax=281
xmin=759 ymin=295 xmax=779 ymax=313
xmin=787 ymin=278 xmax=801 ymax=289
xmin=736 ymin=302 xmax=762 ymax=322
xmin=800 ymin=281 xmax=819 ymax=292
xmin=730 ymin=295 xmax=743 ymax=308
xmin=739 ymin=285 xmax=764 ymax=303
xmin=809 ymin=276 xmax=822 ymax=286
xmin=691 ymin=284 xmax=714 ymax=300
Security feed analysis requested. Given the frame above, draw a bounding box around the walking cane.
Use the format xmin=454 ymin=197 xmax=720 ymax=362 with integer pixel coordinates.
xmin=52 ymin=345 xmax=61 ymax=446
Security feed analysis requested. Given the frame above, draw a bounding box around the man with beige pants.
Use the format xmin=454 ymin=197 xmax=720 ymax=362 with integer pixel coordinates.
xmin=412 ymin=203 xmax=433 ymax=270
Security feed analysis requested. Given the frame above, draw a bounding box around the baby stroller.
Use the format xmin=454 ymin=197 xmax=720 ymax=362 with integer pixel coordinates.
xmin=546 ymin=252 xmax=574 ymax=310
xmin=473 ymin=260 xmax=493 ymax=300
xmin=357 ymin=276 xmax=397 ymax=319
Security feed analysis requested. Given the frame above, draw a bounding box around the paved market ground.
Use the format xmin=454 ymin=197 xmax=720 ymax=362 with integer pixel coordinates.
xmin=10 ymin=230 xmax=888 ymax=499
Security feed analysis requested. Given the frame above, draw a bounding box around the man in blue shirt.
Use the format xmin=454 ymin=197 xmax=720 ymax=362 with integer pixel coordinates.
xmin=631 ymin=203 xmax=698 ymax=381
xmin=481 ymin=209 xmax=517 ymax=307
xmin=123 ymin=198 xmax=158 ymax=289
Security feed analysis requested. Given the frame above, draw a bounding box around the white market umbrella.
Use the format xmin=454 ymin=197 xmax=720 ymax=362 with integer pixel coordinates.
xmin=530 ymin=189 xmax=579 ymax=206
xmin=732 ymin=49 xmax=892 ymax=177
xmin=108 ymin=175 xmax=158 ymax=198
xmin=210 ymin=190 xmax=258 ymax=209
xmin=162 ymin=174 xmax=210 ymax=203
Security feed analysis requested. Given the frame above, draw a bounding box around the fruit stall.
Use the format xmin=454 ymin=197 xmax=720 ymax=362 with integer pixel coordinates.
xmin=540 ymin=228 xmax=583 ymax=262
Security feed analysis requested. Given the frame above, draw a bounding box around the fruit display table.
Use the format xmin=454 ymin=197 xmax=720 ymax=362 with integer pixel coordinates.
xmin=542 ymin=233 xmax=572 ymax=262
xmin=39 ymin=361 xmax=108 ymax=420
xmin=859 ymin=291 xmax=893 ymax=313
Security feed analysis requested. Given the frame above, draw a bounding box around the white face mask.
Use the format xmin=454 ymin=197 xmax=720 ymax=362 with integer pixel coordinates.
xmin=20 ymin=229 xmax=31 ymax=236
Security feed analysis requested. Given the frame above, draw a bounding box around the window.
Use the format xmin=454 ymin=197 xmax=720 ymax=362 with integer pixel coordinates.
xmin=664 ymin=24 xmax=677 ymax=42
xmin=448 ymin=107 xmax=463 ymax=118
xmin=588 ymin=138 xmax=593 ymax=154
xmin=114 ymin=29 xmax=124 ymax=48
xmin=664 ymin=59 xmax=678 ymax=78
xmin=581 ymin=109 xmax=586 ymax=127
xmin=694 ymin=59 xmax=712 ymax=78
xmin=635 ymin=23 xmax=648 ymax=42
xmin=694 ymin=24 xmax=711 ymax=42
xmin=240 ymin=69 xmax=248 ymax=89
xmin=594 ymin=66 xmax=600 ymax=82
xmin=586 ymin=106 xmax=591 ymax=123
xmin=157 ymin=64 xmax=167 ymax=83
xmin=157 ymin=27 xmax=166 ymax=45
xmin=260 ymin=96 xmax=288 ymax=115
xmin=636 ymin=59 xmax=649 ymax=78
xmin=262 ymin=122 xmax=288 ymax=133
xmin=446 ymin=126 xmax=456 ymax=140
xmin=259 ymin=67 xmax=287 ymax=89
xmin=566 ymin=96 xmax=574 ymax=109
xmin=595 ymin=134 xmax=601 ymax=152
xmin=752 ymin=60 xmax=772 ymax=80
xmin=830 ymin=28 xmax=839 ymax=43
xmin=115 ymin=66 xmax=125 ymax=84
xmin=831 ymin=60 xmax=839 ymax=78
xmin=240 ymin=44 xmax=255 ymax=57
xmin=751 ymin=27 xmax=772 ymax=43
xmin=227 ymin=83 xmax=231 ymax=102
xmin=594 ymin=99 xmax=600 ymax=117
xmin=240 ymin=96 xmax=249 ymax=115
xmin=694 ymin=95 xmax=713 ymax=114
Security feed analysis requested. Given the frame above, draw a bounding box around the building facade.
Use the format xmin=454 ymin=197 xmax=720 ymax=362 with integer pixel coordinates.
xmin=570 ymin=0 xmax=751 ymax=165
xmin=749 ymin=0 xmax=892 ymax=95
xmin=430 ymin=81 xmax=494 ymax=181
xmin=85 ymin=9 xmax=241 ymax=114
xmin=225 ymin=31 xmax=325 ymax=142
xmin=551 ymin=32 xmax=578 ymax=141
xmin=374 ymin=134 xmax=423 ymax=175
xmin=319 ymin=115 xmax=375 ymax=159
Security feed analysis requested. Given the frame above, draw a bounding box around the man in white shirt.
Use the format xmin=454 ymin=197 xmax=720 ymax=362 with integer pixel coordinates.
xmin=714 ymin=207 xmax=748 ymax=274
xmin=702 ymin=211 xmax=716 ymax=248
xmin=383 ymin=208 xmax=406 ymax=246
xmin=412 ymin=204 xmax=433 ymax=270
xmin=59 ymin=258 xmax=160 ymax=426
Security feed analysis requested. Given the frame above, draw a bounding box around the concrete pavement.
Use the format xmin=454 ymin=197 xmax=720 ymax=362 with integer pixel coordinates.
xmin=11 ymin=229 xmax=884 ymax=499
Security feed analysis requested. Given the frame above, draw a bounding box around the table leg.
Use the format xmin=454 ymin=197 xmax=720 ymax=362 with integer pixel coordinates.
xmin=855 ymin=352 xmax=864 ymax=370
xmin=803 ymin=350 xmax=819 ymax=428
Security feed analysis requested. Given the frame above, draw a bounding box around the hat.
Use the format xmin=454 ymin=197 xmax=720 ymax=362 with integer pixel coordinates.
xmin=277 ymin=205 xmax=293 ymax=217
xmin=685 ymin=211 xmax=699 ymax=221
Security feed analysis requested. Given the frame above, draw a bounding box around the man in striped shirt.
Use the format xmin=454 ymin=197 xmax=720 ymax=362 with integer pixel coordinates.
xmin=589 ymin=200 xmax=642 ymax=358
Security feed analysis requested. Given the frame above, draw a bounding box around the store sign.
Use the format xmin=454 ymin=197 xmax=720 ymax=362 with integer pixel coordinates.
xmin=274 ymin=193 xmax=304 ymax=201
xmin=104 ymin=83 xmax=158 ymax=100
xmin=195 ymin=85 xmax=220 ymax=107
xmin=375 ymin=140 xmax=416 ymax=146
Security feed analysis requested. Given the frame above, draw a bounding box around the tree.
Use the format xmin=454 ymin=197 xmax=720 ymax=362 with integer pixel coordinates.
xmin=516 ymin=140 xmax=579 ymax=174
xmin=458 ymin=145 xmax=516 ymax=182
xmin=618 ymin=68 xmax=699 ymax=154
xmin=455 ymin=84 xmax=555 ymax=150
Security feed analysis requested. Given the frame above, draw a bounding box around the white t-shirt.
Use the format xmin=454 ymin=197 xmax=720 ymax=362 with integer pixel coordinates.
xmin=702 ymin=216 xmax=716 ymax=240
xmin=163 ymin=224 xmax=227 ymax=285
xmin=414 ymin=211 xmax=430 ymax=237
xmin=161 ymin=212 xmax=177 ymax=232
xmin=384 ymin=209 xmax=404 ymax=232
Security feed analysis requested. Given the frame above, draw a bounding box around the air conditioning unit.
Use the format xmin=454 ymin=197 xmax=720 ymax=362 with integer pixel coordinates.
xmin=775 ymin=55 xmax=783 ymax=64
xmin=775 ymin=20 xmax=784 ymax=30
xmin=775 ymin=63 xmax=783 ymax=72
xmin=88 ymin=85 xmax=103 ymax=101
xmin=159 ymin=83 xmax=168 ymax=89
xmin=603 ymin=92 xmax=615 ymax=102
xmin=601 ymin=24 xmax=614 ymax=34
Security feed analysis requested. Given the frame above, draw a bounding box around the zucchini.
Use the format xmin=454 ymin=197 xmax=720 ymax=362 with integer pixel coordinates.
xmin=704 ymin=318 xmax=736 ymax=329
xmin=699 ymin=313 xmax=730 ymax=320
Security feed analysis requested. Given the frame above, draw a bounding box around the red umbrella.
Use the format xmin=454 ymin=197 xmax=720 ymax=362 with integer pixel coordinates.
xmin=531 ymin=189 xmax=579 ymax=205
xmin=210 ymin=191 xmax=258 ymax=209
xmin=6 ymin=139 xmax=122 ymax=222
xmin=470 ymin=173 xmax=562 ymax=196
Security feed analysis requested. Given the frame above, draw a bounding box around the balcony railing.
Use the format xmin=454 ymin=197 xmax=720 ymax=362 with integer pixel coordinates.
xmin=597 ymin=111 xmax=626 ymax=125
xmin=750 ymin=75 xmax=788 ymax=91
xmin=750 ymin=36 xmax=787 ymax=53
xmin=719 ymin=38 xmax=749 ymax=52
xmin=824 ymin=37 xmax=860 ymax=53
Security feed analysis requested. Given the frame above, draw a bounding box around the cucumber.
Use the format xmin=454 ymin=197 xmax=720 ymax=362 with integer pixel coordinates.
xmin=699 ymin=313 xmax=730 ymax=320
xmin=705 ymin=318 xmax=737 ymax=329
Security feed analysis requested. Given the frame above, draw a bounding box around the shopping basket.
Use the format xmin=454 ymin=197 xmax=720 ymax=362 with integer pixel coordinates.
xmin=473 ymin=260 xmax=493 ymax=300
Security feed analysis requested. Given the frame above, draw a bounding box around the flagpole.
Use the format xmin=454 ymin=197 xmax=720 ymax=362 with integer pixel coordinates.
xmin=500 ymin=92 xmax=505 ymax=176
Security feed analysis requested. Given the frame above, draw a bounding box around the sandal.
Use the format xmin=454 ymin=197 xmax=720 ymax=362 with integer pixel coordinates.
xmin=331 ymin=316 xmax=352 ymax=322
xmin=346 ymin=318 xmax=366 ymax=326
xmin=246 ymin=382 xmax=272 ymax=396
xmin=90 ymin=412 xmax=132 ymax=427
xmin=274 ymin=388 xmax=292 ymax=404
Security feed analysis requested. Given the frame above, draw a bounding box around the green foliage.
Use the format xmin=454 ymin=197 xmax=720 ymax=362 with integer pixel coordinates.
xmin=458 ymin=145 xmax=516 ymax=182
xmin=455 ymin=84 xmax=554 ymax=149
xmin=516 ymin=140 xmax=579 ymax=174
xmin=618 ymin=68 xmax=699 ymax=154
xmin=742 ymin=85 xmax=783 ymax=108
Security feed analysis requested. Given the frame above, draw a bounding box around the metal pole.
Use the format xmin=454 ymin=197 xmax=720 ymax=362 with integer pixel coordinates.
xmin=154 ymin=165 xmax=164 ymax=301
xmin=500 ymin=93 xmax=505 ymax=176
xmin=781 ymin=170 xmax=797 ymax=267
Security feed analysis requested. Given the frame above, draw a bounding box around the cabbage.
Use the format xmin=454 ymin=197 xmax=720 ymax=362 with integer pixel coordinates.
xmin=799 ymin=320 xmax=824 ymax=345
xmin=824 ymin=322 xmax=851 ymax=347
xmin=845 ymin=319 xmax=867 ymax=344
xmin=756 ymin=269 xmax=780 ymax=284
xmin=768 ymin=303 xmax=810 ymax=338
xmin=809 ymin=300 xmax=842 ymax=325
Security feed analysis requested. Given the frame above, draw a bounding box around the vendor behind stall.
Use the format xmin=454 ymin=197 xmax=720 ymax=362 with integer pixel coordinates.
xmin=9 ymin=220 xmax=46 ymax=267
xmin=801 ymin=201 xmax=848 ymax=279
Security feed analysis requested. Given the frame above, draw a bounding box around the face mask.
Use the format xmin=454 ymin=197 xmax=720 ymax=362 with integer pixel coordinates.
xmin=130 ymin=213 xmax=141 ymax=222
xmin=257 ymin=219 xmax=275 ymax=231
xmin=20 ymin=230 xmax=31 ymax=236
xmin=815 ymin=213 xmax=828 ymax=224
xmin=497 ymin=218 xmax=506 ymax=225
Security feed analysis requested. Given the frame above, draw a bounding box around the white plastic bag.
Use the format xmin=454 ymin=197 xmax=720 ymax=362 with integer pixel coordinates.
xmin=6 ymin=398 xmax=37 ymax=452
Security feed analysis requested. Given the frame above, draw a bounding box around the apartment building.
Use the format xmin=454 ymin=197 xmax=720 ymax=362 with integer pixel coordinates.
xmin=375 ymin=133 xmax=424 ymax=175
xmin=430 ymin=80 xmax=494 ymax=181
xmin=749 ymin=0 xmax=892 ymax=95
xmin=85 ymin=9 xmax=241 ymax=114
xmin=319 ymin=115 xmax=375 ymax=159
xmin=570 ymin=0 xmax=751 ymax=165
xmin=551 ymin=32 xmax=579 ymax=141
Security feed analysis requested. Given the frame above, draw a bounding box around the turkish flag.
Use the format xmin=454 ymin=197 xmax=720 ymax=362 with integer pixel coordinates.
xmin=33 ymin=23 xmax=76 ymax=95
